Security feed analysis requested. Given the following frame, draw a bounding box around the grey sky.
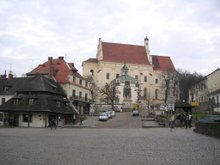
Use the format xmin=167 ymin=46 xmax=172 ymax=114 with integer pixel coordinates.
xmin=0 ymin=0 xmax=220 ymax=76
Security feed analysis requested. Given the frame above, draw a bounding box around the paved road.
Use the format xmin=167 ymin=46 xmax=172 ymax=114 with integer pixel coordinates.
xmin=0 ymin=112 xmax=219 ymax=165
xmin=95 ymin=112 xmax=143 ymax=128
xmin=0 ymin=129 xmax=220 ymax=164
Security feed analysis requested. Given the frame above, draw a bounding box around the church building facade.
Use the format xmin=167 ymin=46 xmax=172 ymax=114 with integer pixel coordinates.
xmin=82 ymin=36 xmax=179 ymax=109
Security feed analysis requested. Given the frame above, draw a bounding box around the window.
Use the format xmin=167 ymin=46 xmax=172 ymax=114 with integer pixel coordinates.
xmin=135 ymin=75 xmax=138 ymax=79
xmin=144 ymin=88 xmax=147 ymax=98
xmin=73 ymin=76 xmax=76 ymax=83
xmin=79 ymin=92 xmax=82 ymax=98
xmin=72 ymin=90 xmax=76 ymax=97
xmin=13 ymin=99 xmax=19 ymax=105
xmin=85 ymin=81 xmax=88 ymax=87
xmin=79 ymin=79 xmax=82 ymax=85
xmin=155 ymin=79 xmax=158 ymax=84
xmin=85 ymin=93 xmax=88 ymax=101
xmin=0 ymin=113 xmax=3 ymax=122
xmin=57 ymin=101 xmax=61 ymax=107
xmin=155 ymin=89 xmax=159 ymax=99
xmin=116 ymin=74 xmax=119 ymax=78
xmin=144 ymin=76 xmax=147 ymax=82
xmin=106 ymin=73 xmax=110 ymax=79
xmin=23 ymin=114 xmax=32 ymax=122
xmin=125 ymin=81 xmax=130 ymax=86
xmin=4 ymin=86 xmax=9 ymax=92
xmin=90 ymin=69 xmax=94 ymax=76
xmin=28 ymin=98 xmax=34 ymax=105
xmin=1 ymin=98 xmax=5 ymax=104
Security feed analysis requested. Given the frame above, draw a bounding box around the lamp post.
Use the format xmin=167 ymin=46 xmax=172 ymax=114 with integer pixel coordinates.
xmin=135 ymin=82 xmax=142 ymax=109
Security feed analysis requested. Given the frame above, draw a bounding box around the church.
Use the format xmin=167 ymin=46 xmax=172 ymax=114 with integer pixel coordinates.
xmin=82 ymin=36 xmax=178 ymax=109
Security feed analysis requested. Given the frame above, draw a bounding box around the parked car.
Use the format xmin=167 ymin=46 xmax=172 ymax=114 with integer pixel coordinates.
xmin=113 ymin=106 xmax=120 ymax=112
xmin=132 ymin=109 xmax=139 ymax=116
xmin=99 ymin=112 xmax=109 ymax=121
xmin=109 ymin=110 xmax=116 ymax=117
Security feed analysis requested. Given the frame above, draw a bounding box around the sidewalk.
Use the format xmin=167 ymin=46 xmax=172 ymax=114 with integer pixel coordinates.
xmin=64 ymin=116 xmax=98 ymax=128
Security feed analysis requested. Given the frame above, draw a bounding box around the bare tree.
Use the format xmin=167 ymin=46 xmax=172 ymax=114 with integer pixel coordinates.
xmin=86 ymin=75 xmax=99 ymax=103
xmin=161 ymin=69 xmax=179 ymax=103
xmin=99 ymin=83 xmax=120 ymax=108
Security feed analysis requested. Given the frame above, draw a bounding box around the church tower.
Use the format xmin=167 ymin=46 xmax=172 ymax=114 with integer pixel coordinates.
xmin=144 ymin=35 xmax=152 ymax=65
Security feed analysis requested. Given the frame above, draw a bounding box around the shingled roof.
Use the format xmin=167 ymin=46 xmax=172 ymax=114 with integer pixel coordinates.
xmin=0 ymin=75 xmax=75 ymax=114
xmin=0 ymin=75 xmax=66 ymax=96
xmin=27 ymin=57 xmax=78 ymax=83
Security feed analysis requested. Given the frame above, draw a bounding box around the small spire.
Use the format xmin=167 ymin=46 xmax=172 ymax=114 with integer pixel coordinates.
xmin=144 ymin=34 xmax=149 ymax=41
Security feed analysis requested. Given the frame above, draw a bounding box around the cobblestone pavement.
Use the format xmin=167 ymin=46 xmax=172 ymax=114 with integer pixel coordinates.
xmin=0 ymin=127 xmax=220 ymax=165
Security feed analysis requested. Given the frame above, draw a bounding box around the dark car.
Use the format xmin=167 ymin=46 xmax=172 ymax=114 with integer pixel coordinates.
xmin=113 ymin=106 xmax=120 ymax=112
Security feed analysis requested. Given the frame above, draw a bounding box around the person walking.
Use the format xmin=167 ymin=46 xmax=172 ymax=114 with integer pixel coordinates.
xmin=169 ymin=113 xmax=175 ymax=132
xmin=49 ymin=118 xmax=56 ymax=130
xmin=188 ymin=113 xmax=192 ymax=128
xmin=184 ymin=113 xmax=189 ymax=128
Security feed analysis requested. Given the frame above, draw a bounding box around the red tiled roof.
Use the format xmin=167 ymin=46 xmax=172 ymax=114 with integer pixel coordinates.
xmin=82 ymin=40 xmax=176 ymax=72
xmin=152 ymin=55 xmax=175 ymax=71
xmin=102 ymin=42 xmax=150 ymax=65
xmin=27 ymin=57 xmax=78 ymax=83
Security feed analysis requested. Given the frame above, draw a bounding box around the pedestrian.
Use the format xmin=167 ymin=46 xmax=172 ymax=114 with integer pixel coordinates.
xmin=184 ymin=113 xmax=189 ymax=128
xmin=79 ymin=115 xmax=83 ymax=125
xmin=188 ymin=113 xmax=192 ymax=128
xmin=169 ymin=113 xmax=175 ymax=132
xmin=179 ymin=113 xmax=185 ymax=127
xmin=49 ymin=118 xmax=56 ymax=130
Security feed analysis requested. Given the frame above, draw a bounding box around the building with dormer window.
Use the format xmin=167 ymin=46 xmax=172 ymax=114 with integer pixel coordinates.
xmin=27 ymin=57 xmax=92 ymax=115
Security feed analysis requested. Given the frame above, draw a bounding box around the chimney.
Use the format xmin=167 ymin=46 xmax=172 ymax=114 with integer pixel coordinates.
xmin=48 ymin=57 xmax=53 ymax=64
xmin=58 ymin=56 xmax=64 ymax=60
xmin=48 ymin=57 xmax=54 ymax=77
xmin=8 ymin=70 xmax=13 ymax=79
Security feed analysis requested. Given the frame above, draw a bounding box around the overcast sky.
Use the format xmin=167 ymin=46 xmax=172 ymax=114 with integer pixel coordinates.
xmin=0 ymin=0 xmax=220 ymax=77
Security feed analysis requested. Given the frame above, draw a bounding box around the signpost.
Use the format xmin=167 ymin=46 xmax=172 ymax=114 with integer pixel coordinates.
xmin=166 ymin=96 xmax=176 ymax=111
xmin=191 ymin=102 xmax=199 ymax=106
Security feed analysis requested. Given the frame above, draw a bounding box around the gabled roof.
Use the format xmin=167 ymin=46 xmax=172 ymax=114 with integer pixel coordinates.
xmin=102 ymin=42 xmax=150 ymax=65
xmin=152 ymin=55 xmax=176 ymax=71
xmin=83 ymin=40 xmax=176 ymax=71
xmin=27 ymin=57 xmax=78 ymax=83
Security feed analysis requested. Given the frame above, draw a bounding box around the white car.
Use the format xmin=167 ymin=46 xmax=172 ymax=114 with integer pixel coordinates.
xmin=99 ymin=112 xmax=109 ymax=121
xmin=109 ymin=110 xmax=116 ymax=117
xmin=132 ymin=109 xmax=139 ymax=116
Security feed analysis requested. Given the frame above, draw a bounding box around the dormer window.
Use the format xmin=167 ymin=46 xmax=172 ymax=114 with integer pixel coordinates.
xmin=56 ymin=101 xmax=61 ymax=107
xmin=28 ymin=98 xmax=34 ymax=105
xmin=4 ymin=86 xmax=9 ymax=92
xmin=14 ymin=99 xmax=20 ymax=105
